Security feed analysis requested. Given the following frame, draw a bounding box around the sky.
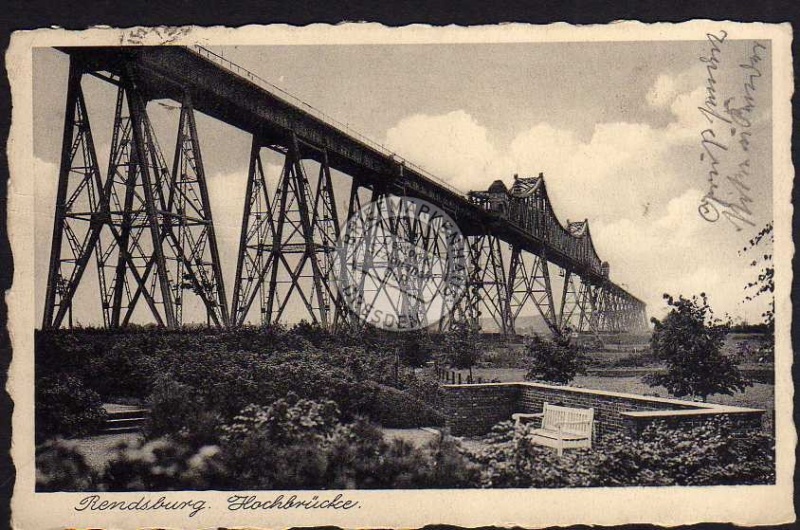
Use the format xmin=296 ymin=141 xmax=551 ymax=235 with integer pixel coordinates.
xmin=32 ymin=39 xmax=774 ymax=327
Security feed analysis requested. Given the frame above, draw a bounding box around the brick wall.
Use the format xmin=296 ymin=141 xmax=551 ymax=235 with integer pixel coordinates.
xmin=620 ymin=410 xmax=765 ymax=436
xmin=516 ymin=384 xmax=699 ymax=439
xmin=441 ymin=384 xmax=520 ymax=436
xmin=442 ymin=382 xmax=765 ymax=438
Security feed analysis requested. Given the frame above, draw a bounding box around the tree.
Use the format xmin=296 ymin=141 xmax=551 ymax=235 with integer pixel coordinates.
xmin=523 ymin=334 xmax=587 ymax=385
xmin=442 ymin=321 xmax=480 ymax=381
xmin=398 ymin=334 xmax=431 ymax=368
xmin=741 ymin=223 xmax=774 ymax=327
xmin=646 ymin=293 xmax=751 ymax=402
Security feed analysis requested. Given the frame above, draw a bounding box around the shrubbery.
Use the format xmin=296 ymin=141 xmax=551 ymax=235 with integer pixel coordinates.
xmin=101 ymin=439 xmax=225 ymax=491
xmin=36 ymin=438 xmax=98 ymax=491
xmin=35 ymin=374 xmax=108 ymax=443
xmin=144 ymin=375 xmax=224 ymax=447
xmin=523 ymin=334 xmax=588 ymax=385
xmin=35 ymin=323 xmax=774 ymax=492
xmin=441 ymin=322 xmax=480 ymax=379
xmin=648 ymin=294 xmax=751 ymax=401
xmin=36 ymin=323 xmax=450 ymax=442
xmin=398 ymin=334 xmax=432 ymax=368
xmin=36 ymin=397 xmax=475 ymax=491
xmin=217 ymin=396 xmax=474 ymax=489
xmin=35 ymin=437 xmax=225 ymax=492
xmin=138 ymin=348 xmax=444 ymax=449
xmin=594 ymin=420 xmax=774 ymax=486
xmin=37 ymin=406 xmax=773 ymax=491
xmin=469 ymin=418 xmax=774 ymax=488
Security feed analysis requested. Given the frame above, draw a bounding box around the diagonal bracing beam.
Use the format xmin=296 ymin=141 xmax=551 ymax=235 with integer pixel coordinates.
xmin=43 ymin=58 xmax=106 ymax=329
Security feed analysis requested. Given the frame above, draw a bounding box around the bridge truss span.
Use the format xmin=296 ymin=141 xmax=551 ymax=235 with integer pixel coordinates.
xmin=42 ymin=45 xmax=648 ymax=336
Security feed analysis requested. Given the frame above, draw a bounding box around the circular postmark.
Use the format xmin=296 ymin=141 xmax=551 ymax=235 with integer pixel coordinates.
xmin=333 ymin=195 xmax=467 ymax=331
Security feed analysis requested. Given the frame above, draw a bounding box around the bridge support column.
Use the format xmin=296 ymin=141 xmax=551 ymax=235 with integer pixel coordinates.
xmin=43 ymin=58 xmax=106 ymax=329
xmin=231 ymin=138 xmax=275 ymax=326
xmin=103 ymin=85 xmax=229 ymax=329
xmin=449 ymin=234 xmax=511 ymax=333
xmin=45 ymin=60 xmax=233 ymax=330
xmin=507 ymin=247 xmax=559 ymax=336
xmin=577 ymin=282 xmax=600 ymax=334
xmin=232 ymin=136 xmax=341 ymax=327
xmin=559 ymin=271 xmax=590 ymax=335
xmin=591 ymin=284 xmax=609 ymax=332
xmin=331 ymin=176 xmax=366 ymax=329
xmin=97 ymin=82 xmax=175 ymax=328
xmin=165 ymin=95 xmax=230 ymax=327
xmin=591 ymin=285 xmax=644 ymax=334
xmin=614 ymin=296 xmax=647 ymax=333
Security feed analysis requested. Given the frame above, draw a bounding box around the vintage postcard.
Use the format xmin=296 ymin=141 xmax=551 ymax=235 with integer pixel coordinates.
xmin=6 ymin=21 xmax=795 ymax=528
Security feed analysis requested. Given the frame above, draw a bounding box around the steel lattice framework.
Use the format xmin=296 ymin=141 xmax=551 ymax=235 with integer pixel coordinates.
xmin=42 ymin=46 xmax=648 ymax=336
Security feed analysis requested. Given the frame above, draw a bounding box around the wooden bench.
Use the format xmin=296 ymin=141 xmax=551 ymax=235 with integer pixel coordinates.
xmin=512 ymin=402 xmax=594 ymax=456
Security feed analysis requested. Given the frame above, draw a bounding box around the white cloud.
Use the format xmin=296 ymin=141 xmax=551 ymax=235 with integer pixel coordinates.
xmin=385 ymin=110 xmax=506 ymax=191
xmin=646 ymin=73 xmax=678 ymax=108
xmin=385 ymin=104 xmax=701 ymax=224
xmin=507 ymin=119 xmax=695 ymax=224
xmin=591 ymin=188 xmax=768 ymax=320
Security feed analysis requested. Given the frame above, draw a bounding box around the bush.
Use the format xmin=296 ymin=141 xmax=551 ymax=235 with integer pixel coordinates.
xmin=420 ymin=434 xmax=482 ymax=488
xmin=218 ymin=397 xmax=341 ymax=489
xmin=468 ymin=421 xmax=596 ymax=488
xmin=594 ymin=419 xmax=775 ymax=486
xmin=467 ymin=418 xmax=774 ymax=488
xmin=326 ymin=346 xmax=397 ymax=386
xmin=144 ymin=376 xmax=223 ymax=447
xmin=35 ymin=325 xmax=432 ymax=409
xmin=36 ymin=439 xmax=97 ymax=491
xmin=523 ymin=335 xmax=588 ymax=384
xmin=36 ymin=330 xmax=162 ymax=401
xmin=219 ymin=397 xmax=476 ymax=490
xmin=399 ymin=335 xmax=432 ymax=368
xmin=100 ymin=438 xmax=226 ymax=491
xmin=147 ymin=347 xmax=440 ymax=439
xmin=402 ymin=375 xmax=444 ymax=410
xmin=36 ymin=374 xmax=108 ymax=443
xmin=87 ymin=341 xmax=160 ymax=399
xmin=441 ymin=322 xmax=481 ymax=376
xmin=731 ymin=335 xmax=774 ymax=364
xmin=648 ymin=293 xmax=751 ymax=401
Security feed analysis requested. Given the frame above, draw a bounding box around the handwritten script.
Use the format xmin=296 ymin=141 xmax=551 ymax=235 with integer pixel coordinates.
xmin=73 ymin=493 xmax=362 ymax=519
xmin=697 ymin=31 xmax=768 ymax=231
xmin=75 ymin=494 xmax=208 ymax=518
xmin=120 ymin=26 xmax=192 ymax=45
xmin=228 ymin=493 xmax=360 ymax=511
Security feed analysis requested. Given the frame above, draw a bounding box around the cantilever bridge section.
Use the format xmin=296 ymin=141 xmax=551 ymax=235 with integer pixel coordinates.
xmin=42 ymin=45 xmax=648 ymax=335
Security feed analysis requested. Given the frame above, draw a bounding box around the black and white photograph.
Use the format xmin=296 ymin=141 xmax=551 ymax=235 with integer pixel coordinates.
xmin=7 ymin=22 xmax=795 ymax=528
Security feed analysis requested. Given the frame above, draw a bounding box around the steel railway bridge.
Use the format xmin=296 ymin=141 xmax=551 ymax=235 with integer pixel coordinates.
xmin=42 ymin=45 xmax=648 ymax=336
